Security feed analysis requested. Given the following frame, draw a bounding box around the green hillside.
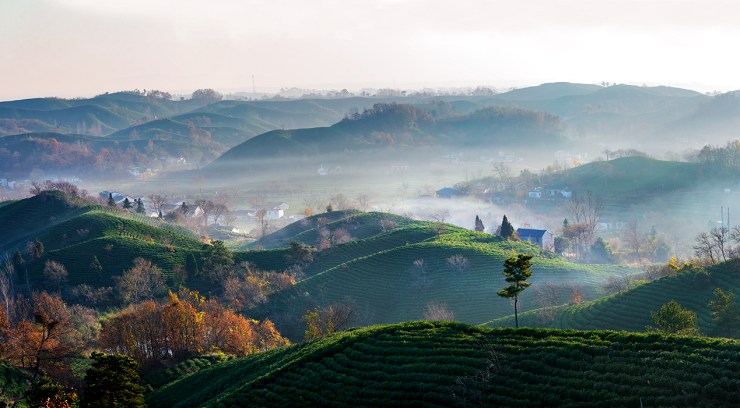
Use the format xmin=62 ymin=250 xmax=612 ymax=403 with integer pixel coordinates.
xmin=206 ymin=103 xmax=565 ymax=172
xmin=195 ymin=101 xmax=339 ymax=129
xmin=146 ymin=321 xmax=740 ymax=408
xmin=499 ymin=84 xmax=708 ymax=119
xmin=0 ymin=361 xmax=32 ymax=406
xmin=562 ymin=156 xmax=701 ymax=198
xmin=106 ymin=117 xmax=260 ymax=147
xmin=267 ymin=225 xmax=633 ymax=341
xmin=485 ymin=259 xmax=739 ymax=336
xmin=0 ymin=105 xmax=140 ymax=133
xmin=495 ymin=82 xmax=602 ymax=101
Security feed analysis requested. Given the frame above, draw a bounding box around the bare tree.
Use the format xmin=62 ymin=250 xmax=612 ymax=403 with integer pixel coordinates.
xmin=256 ymin=209 xmax=267 ymax=232
xmin=195 ymin=199 xmax=215 ymax=227
xmin=331 ymin=194 xmax=354 ymax=211
xmin=623 ymin=219 xmax=647 ymax=265
xmin=447 ymin=255 xmax=469 ymax=275
xmin=147 ymin=194 xmax=168 ymax=216
xmin=492 ymin=162 xmax=511 ymax=181
xmin=693 ymin=231 xmax=717 ymax=264
xmin=223 ymin=210 xmax=237 ymax=227
xmin=601 ymin=275 xmax=624 ymax=301
xmin=709 ymin=227 xmax=729 ymax=262
xmin=211 ymin=203 xmax=229 ymax=226
xmin=532 ymin=281 xmax=560 ymax=323
xmin=356 ymin=193 xmax=371 ymax=212
xmin=43 ymin=260 xmax=68 ymax=297
xmin=114 ymin=257 xmax=165 ymax=304
xmin=423 ymin=301 xmax=454 ymax=321
xmin=566 ymin=190 xmax=604 ymax=251
xmin=430 ymin=209 xmax=451 ymax=223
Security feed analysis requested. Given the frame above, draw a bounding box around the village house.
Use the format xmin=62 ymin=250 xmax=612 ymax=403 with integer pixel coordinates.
xmin=517 ymin=228 xmax=555 ymax=251
xmin=545 ymin=185 xmax=572 ymax=198
xmin=528 ymin=187 xmax=543 ymax=198
xmin=597 ymin=218 xmax=629 ymax=231
xmin=435 ymin=187 xmax=457 ymax=199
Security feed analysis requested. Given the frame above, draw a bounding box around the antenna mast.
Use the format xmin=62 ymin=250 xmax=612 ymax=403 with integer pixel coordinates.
xmin=252 ymin=75 xmax=256 ymax=94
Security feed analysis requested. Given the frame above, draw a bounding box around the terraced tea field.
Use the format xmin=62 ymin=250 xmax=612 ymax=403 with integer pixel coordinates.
xmin=484 ymin=259 xmax=740 ymax=335
xmin=146 ymin=321 xmax=740 ymax=408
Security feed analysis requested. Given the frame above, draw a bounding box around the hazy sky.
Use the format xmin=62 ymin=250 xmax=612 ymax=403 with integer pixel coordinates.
xmin=2 ymin=0 xmax=739 ymax=100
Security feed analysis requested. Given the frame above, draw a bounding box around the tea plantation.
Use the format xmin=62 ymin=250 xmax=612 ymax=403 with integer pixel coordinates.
xmin=271 ymin=227 xmax=633 ymax=333
xmin=146 ymin=321 xmax=740 ymax=408
xmin=484 ymin=259 xmax=740 ymax=336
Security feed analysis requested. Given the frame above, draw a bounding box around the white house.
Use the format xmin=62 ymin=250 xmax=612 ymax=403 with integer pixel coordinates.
xmin=528 ymin=187 xmax=543 ymax=198
xmin=517 ymin=229 xmax=554 ymax=251
xmin=267 ymin=209 xmax=284 ymax=220
xmin=318 ymin=165 xmax=327 ymax=176
xmin=545 ymin=185 xmax=572 ymax=198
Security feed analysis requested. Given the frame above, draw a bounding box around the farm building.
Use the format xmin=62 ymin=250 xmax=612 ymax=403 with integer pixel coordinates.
xmin=516 ymin=228 xmax=554 ymax=251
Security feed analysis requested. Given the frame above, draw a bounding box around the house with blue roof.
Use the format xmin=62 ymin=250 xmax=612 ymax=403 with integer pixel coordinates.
xmin=516 ymin=228 xmax=554 ymax=251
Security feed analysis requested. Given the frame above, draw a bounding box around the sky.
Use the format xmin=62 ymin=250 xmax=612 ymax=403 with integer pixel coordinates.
xmin=1 ymin=0 xmax=740 ymax=100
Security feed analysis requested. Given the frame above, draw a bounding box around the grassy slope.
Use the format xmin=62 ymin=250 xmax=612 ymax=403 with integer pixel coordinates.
xmin=563 ymin=156 xmax=701 ymax=199
xmin=146 ymin=321 xmax=740 ymax=408
xmin=484 ymin=259 xmax=740 ymax=335
xmin=0 ymin=105 xmax=138 ymax=133
xmin=504 ymin=85 xmax=708 ymax=119
xmin=495 ymin=82 xmax=602 ymax=101
xmin=0 ymin=361 xmax=32 ymax=404
xmin=273 ymin=228 xmax=631 ymax=329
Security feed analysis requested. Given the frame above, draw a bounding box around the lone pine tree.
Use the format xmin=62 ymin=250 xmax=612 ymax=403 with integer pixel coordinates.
xmin=496 ymin=254 xmax=533 ymax=328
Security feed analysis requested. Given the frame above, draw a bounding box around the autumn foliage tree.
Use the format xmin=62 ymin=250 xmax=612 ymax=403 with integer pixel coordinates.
xmin=99 ymin=288 xmax=288 ymax=370
xmin=6 ymin=292 xmax=81 ymax=377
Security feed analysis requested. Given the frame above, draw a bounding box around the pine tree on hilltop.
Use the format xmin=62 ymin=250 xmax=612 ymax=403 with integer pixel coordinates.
xmin=500 ymin=215 xmax=515 ymax=239
xmin=185 ymin=252 xmax=199 ymax=277
xmin=474 ymin=215 xmax=485 ymax=232
xmin=122 ymin=197 xmax=132 ymax=209
xmin=81 ymin=352 xmax=146 ymax=408
xmin=108 ymin=193 xmax=117 ymax=207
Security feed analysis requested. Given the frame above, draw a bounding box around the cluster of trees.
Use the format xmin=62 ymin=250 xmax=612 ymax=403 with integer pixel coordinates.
xmin=0 ymin=119 xmax=48 ymax=135
xmin=693 ymin=226 xmax=740 ymax=264
xmin=0 ymin=137 xmax=158 ymax=181
xmin=559 ymin=191 xmax=604 ymax=261
xmin=100 ymin=288 xmax=288 ymax=370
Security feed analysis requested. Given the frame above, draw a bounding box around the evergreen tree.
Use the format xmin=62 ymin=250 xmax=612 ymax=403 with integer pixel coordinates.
xmin=122 ymin=197 xmax=132 ymax=209
xmin=33 ymin=239 xmax=44 ymax=261
xmin=185 ymin=252 xmax=198 ymax=277
xmin=135 ymin=199 xmax=145 ymax=214
xmin=708 ymin=288 xmax=740 ymax=337
xmin=27 ymin=373 xmax=76 ymax=408
xmin=81 ymin=352 xmax=146 ymax=408
xmin=108 ymin=193 xmax=116 ymax=207
xmin=496 ymin=254 xmax=533 ymax=328
xmin=648 ymin=300 xmax=699 ymax=335
xmin=563 ymin=218 xmax=569 ymax=229
xmin=181 ymin=202 xmax=190 ymax=215
xmin=90 ymin=256 xmax=103 ymax=283
xmin=13 ymin=248 xmax=24 ymax=270
xmin=474 ymin=215 xmax=485 ymax=232
xmin=202 ymin=240 xmax=233 ymax=268
xmin=500 ymin=215 xmax=515 ymax=239
xmin=158 ymin=210 xmax=163 ymax=219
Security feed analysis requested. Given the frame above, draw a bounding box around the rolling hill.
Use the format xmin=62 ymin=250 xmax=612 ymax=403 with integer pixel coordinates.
xmin=484 ymin=258 xmax=740 ymax=337
xmin=495 ymin=82 xmax=603 ymax=101
xmin=146 ymin=321 xmax=740 ymax=408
